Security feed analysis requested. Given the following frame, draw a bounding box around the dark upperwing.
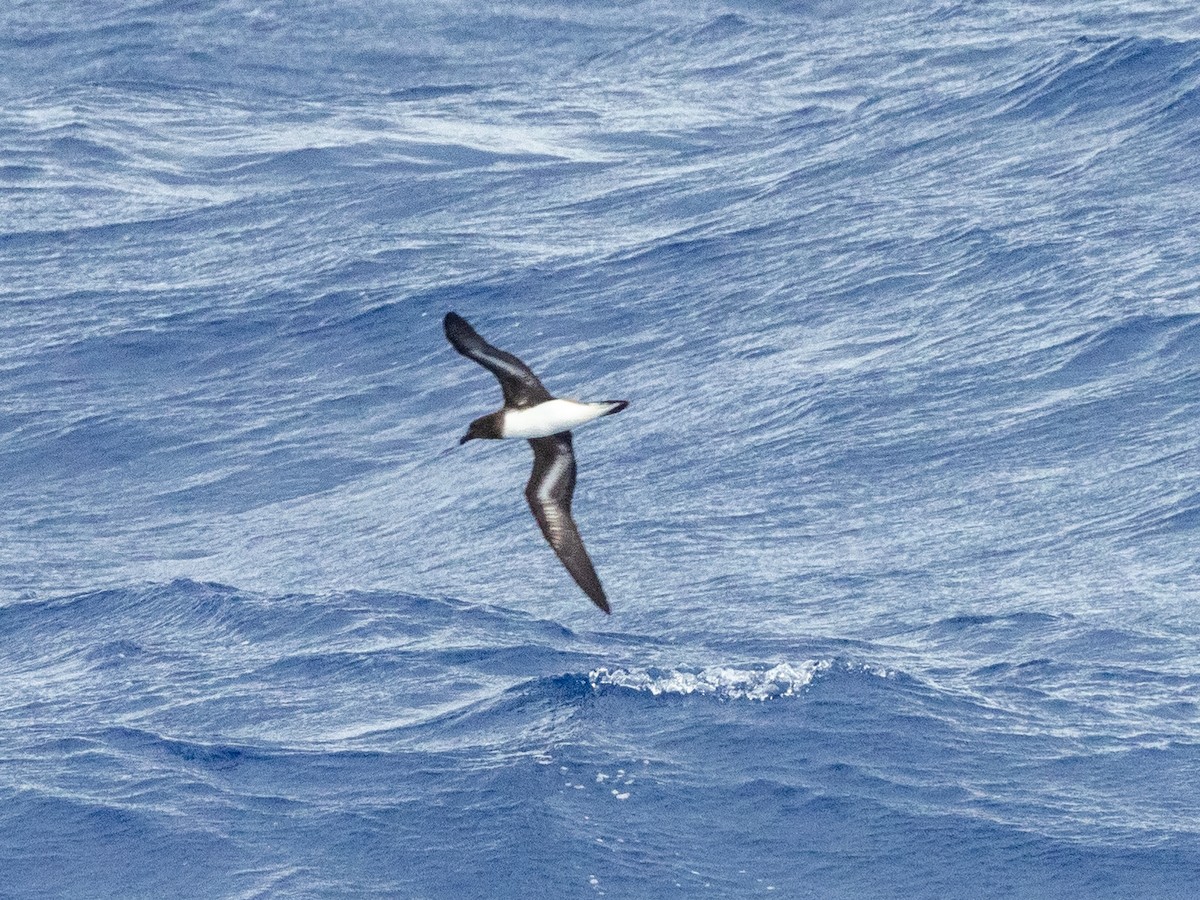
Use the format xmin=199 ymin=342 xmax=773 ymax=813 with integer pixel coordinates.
xmin=525 ymin=432 xmax=611 ymax=613
xmin=444 ymin=312 xmax=553 ymax=409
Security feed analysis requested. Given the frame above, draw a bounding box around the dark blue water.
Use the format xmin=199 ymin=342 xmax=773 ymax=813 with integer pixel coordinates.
xmin=4 ymin=1 xmax=1200 ymax=897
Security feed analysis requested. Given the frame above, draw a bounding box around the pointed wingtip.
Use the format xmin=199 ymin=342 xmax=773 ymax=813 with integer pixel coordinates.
xmin=444 ymin=312 xmax=469 ymax=350
xmin=444 ymin=311 xmax=484 ymax=351
xmin=586 ymin=581 xmax=611 ymax=614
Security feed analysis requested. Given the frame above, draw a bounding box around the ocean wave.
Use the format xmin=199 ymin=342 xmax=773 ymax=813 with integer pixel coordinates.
xmin=1000 ymin=35 xmax=1200 ymax=122
xmin=588 ymin=661 xmax=832 ymax=701
xmin=1034 ymin=312 xmax=1200 ymax=390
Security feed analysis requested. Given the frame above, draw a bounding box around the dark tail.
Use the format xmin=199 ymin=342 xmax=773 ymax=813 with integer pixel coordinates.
xmin=603 ymin=401 xmax=629 ymax=416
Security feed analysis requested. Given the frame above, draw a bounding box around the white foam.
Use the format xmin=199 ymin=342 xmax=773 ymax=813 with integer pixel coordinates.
xmin=588 ymin=661 xmax=830 ymax=701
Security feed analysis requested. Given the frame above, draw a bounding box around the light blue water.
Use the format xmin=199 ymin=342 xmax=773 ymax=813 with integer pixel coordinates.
xmin=3 ymin=1 xmax=1200 ymax=897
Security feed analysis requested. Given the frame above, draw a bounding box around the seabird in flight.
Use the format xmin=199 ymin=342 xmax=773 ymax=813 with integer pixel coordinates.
xmin=443 ymin=311 xmax=627 ymax=613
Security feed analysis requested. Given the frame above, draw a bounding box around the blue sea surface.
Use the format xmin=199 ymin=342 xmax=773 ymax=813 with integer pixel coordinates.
xmin=3 ymin=0 xmax=1200 ymax=897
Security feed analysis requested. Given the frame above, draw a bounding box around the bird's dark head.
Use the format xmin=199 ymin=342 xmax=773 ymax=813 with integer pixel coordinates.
xmin=459 ymin=412 xmax=503 ymax=445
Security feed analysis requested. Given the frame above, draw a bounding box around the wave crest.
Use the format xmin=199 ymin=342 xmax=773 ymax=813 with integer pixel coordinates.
xmin=588 ymin=661 xmax=829 ymax=701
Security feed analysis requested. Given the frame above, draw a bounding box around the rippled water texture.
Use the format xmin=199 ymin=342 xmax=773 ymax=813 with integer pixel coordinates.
xmin=3 ymin=1 xmax=1200 ymax=897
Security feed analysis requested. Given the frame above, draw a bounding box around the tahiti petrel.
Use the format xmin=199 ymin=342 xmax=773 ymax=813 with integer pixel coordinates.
xmin=443 ymin=312 xmax=627 ymax=613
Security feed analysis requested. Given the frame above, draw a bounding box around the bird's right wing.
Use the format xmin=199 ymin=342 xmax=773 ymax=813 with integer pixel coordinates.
xmin=525 ymin=433 xmax=611 ymax=613
xmin=444 ymin=312 xmax=553 ymax=408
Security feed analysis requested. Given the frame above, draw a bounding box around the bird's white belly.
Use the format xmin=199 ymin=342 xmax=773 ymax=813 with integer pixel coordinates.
xmin=502 ymin=399 xmax=612 ymax=438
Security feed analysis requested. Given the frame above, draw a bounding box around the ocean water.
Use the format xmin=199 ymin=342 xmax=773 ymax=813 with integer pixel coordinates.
xmin=3 ymin=0 xmax=1200 ymax=896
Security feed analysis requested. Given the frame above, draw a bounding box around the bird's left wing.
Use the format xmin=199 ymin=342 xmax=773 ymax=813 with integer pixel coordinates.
xmin=524 ymin=433 xmax=611 ymax=613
